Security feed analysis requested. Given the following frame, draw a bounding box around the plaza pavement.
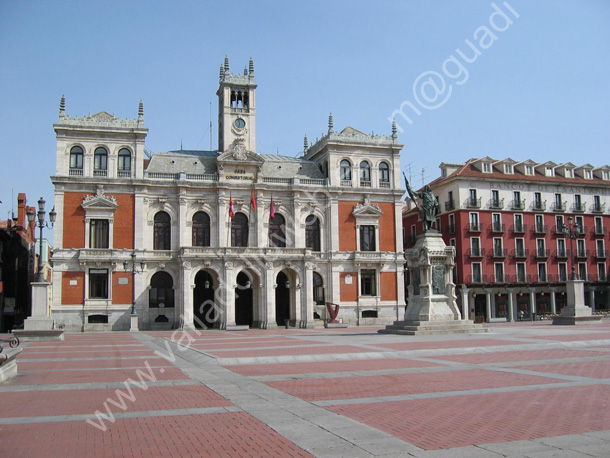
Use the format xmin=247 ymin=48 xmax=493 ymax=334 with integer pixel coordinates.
xmin=1 ymin=321 xmax=610 ymax=457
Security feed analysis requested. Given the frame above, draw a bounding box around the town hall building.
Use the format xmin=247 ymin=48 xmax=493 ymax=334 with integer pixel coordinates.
xmin=50 ymin=57 xmax=406 ymax=331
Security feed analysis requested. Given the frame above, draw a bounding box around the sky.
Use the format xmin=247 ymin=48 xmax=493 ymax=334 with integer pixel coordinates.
xmin=1 ymin=0 xmax=609 ymax=244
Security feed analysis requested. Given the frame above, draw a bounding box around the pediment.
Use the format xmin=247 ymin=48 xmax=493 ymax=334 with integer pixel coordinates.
xmin=82 ymin=186 xmax=118 ymax=210
xmin=217 ymin=139 xmax=264 ymax=164
xmin=352 ymin=197 xmax=383 ymax=218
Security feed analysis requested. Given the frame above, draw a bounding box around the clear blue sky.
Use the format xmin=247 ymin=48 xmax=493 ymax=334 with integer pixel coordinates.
xmin=1 ymin=0 xmax=609 ymax=243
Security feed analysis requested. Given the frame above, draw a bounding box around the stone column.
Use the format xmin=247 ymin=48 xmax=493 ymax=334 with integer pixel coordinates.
xmin=484 ymin=288 xmax=492 ymax=322
xmin=181 ymin=262 xmax=195 ymax=331
xmin=222 ymin=262 xmax=236 ymax=328
xmin=529 ymin=288 xmax=537 ymax=320
xmin=588 ymin=288 xmax=596 ymax=312
xmin=549 ymin=287 xmax=558 ymax=314
xmin=264 ymin=263 xmax=275 ymax=329
xmin=218 ymin=196 xmax=228 ymax=247
xmin=303 ymin=264 xmax=315 ymax=328
xmin=506 ymin=288 xmax=515 ymax=322
xmin=460 ymin=286 xmax=470 ymax=320
xmin=178 ymin=196 xmax=188 ymax=248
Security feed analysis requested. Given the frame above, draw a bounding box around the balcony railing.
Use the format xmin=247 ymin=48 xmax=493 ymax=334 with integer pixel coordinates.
xmin=510 ymin=199 xmax=526 ymax=210
xmin=467 ymin=223 xmax=482 ymax=232
xmin=532 ymin=201 xmax=547 ymax=211
xmin=490 ymin=222 xmax=505 ymax=233
xmin=534 ymin=224 xmax=548 ymax=234
xmin=571 ymin=202 xmax=587 ymax=213
xmin=512 ymin=223 xmax=527 ymax=234
xmin=492 ymin=248 xmax=508 ymax=258
xmin=69 ymin=168 xmax=84 ymax=176
xmin=575 ymin=249 xmax=590 ymax=258
xmin=467 ymin=248 xmax=485 ymax=258
xmin=464 ymin=197 xmax=481 ymax=209
xmin=535 ymin=248 xmax=550 ymax=258
xmin=577 ymin=225 xmax=587 ymax=235
xmin=533 ymin=274 xmax=548 ymax=283
xmin=591 ymin=203 xmax=606 ymax=213
xmin=445 ymin=200 xmax=455 ymax=211
xmin=554 ymin=249 xmax=568 ymax=258
xmin=466 ymin=274 xmax=489 ymax=284
xmin=594 ymin=225 xmax=606 ymax=236
xmin=340 ymin=180 xmax=353 ymax=187
xmin=512 ymin=248 xmax=529 ymax=258
xmin=488 ymin=198 xmax=504 ymax=210
xmin=93 ymin=169 xmax=108 ymax=177
xmin=550 ymin=202 xmax=566 ymax=212
xmin=360 ymin=180 xmax=372 ymax=188
xmin=117 ymin=170 xmax=132 ymax=178
xmin=446 ymin=224 xmax=456 ymax=234
xmin=554 ymin=225 xmax=566 ymax=235
xmin=596 ymin=249 xmax=608 ymax=259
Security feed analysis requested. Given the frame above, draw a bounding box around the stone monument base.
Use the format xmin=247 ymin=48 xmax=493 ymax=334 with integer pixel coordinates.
xmin=325 ymin=322 xmax=348 ymax=328
xmin=13 ymin=329 xmax=65 ymax=341
xmin=0 ymin=347 xmax=22 ymax=382
xmin=379 ymin=319 xmax=488 ymax=336
xmin=552 ymin=315 xmax=602 ymax=325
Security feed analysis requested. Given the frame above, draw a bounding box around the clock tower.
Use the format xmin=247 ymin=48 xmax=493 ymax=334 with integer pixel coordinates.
xmin=217 ymin=56 xmax=257 ymax=153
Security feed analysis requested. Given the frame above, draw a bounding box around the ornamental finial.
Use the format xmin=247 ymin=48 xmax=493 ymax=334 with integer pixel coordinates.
xmin=219 ymin=64 xmax=224 ymax=80
xmin=138 ymin=99 xmax=144 ymax=122
xmin=249 ymin=57 xmax=254 ymax=75
xmin=392 ymin=118 xmax=397 ymax=139
xmin=224 ymin=55 xmax=230 ymax=73
xmin=304 ymin=134 xmax=309 ymax=150
xmin=59 ymin=94 xmax=65 ymax=117
xmin=328 ymin=113 xmax=334 ymax=133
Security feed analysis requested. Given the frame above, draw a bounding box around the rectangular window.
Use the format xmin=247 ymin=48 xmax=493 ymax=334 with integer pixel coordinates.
xmin=537 ymin=263 xmax=547 ymax=282
xmin=483 ymin=162 xmax=491 ymax=173
xmin=555 ymin=215 xmax=564 ymax=233
xmin=585 ymin=170 xmax=592 ymax=179
xmin=492 ymin=213 xmax=502 ymax=232
xmin=595 ymin=217 xmax=604 ymax=234
xmin=575 ymin=194 xmax=582 ymax=211
xmin=598 ymin=263 xmax=607 ymax=282
xmin=472 ymin=263 xmax=482 ymax=283
xmin=504 ymin=163 xmax=513 ymax=174
xmin=577 ymin=239 xmax=586 ymax=257
xmin=448 ymin=214 xmax=455 ymax=233
xmin=578 ymin=263 xmax=587 ymax=281
xmin=525 ymin=165 xmax=533 ymax=175
xmin=515 ymin=238 xmax=525 ymax=257
xmin=493 ymin=238 xmax=503 ymax=257
xmin=516 ymin=263 xmax=526 ymax=283
xmin=90 ymin=219 xmax=109 ymax=249
xmin=471 ymin=237 xmax=481 ymax=256
xmin=491 ymin=190 xmax=500 ymax=207
xmin=537 ymin=238 xmax=546 ymax=256
xmin=360 ymin=269 xmax=377 ymax=296
xmin=494 ymin=263 xmax=504 ymax=282
xmin=557 ymin=239 xmax=566 ymax=257
xmin=89 ymin=269 xmax=108 ymax=299
xmin=558 ymin=263 xmax=568 ymax=282
xmin=469 ymin=189 xmax=478 ymax=207
xmin=469 ymin=212 xmax=479 ymax=231
xmin=535 ymin=214 xmax=545 ymax=233
xmin=534 ymin=192 xmax=543 ymax=210
xmin=597 ymin=239 xmax=605 ymax=257
xmin=360 ymin=225 xmax=376 ymax=251
xmin=514 ymin=214 xmax=524 ymax=232
xmin=566 ymin=168 xmax=573 ymax=178
xmin=576 ymin=216 xmax=585 ymax=233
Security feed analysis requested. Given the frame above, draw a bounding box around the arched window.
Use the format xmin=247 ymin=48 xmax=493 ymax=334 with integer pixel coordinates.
xmin=360 ymin=161 xmax=371 ymax=185
xmin=313 ymin=272 xmax=325 ymax=305
xmin=154 ymin=212 xmax=171 ymax=250
xmin=340 ymin=160 xmax=352 ymax=182
xmin=149 ymin=272 xmax=174 ymax=308
xmin=118 ymin=148 xmax=131 ymax=176
xmin=305 ymin=215 xmax=320 ymax=251
xmin=70 ymin=146 xmax=83 ymax=174
xmin=231 ymin=213 xmax=249 ymax=247
xmin=269 ymin=213 xmax=286 ymax=247
xmin=192 ymin=211 xmax=211 ymax=247
xmin=94 ymin=147 xmax=108 ymax=176
xmin=379 ymin=162 xmax=390 ymax=186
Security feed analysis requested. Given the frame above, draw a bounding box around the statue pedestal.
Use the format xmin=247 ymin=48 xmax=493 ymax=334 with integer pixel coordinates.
xmin=14 ymin=282 xmax=64 ymax=341
xmin=380 ymin=231 xmax=487 ymax=335
xmin=553 ymin=279 xmax=601 ymax=325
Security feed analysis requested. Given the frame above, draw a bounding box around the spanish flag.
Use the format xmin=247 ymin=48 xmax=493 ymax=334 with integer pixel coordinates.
xmin=229 ymin=194 xmax=235 ymax=219
xmin=251 ymin=187 xmax=257 ymax=211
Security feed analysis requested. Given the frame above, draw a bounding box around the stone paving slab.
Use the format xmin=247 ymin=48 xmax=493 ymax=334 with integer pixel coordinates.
xmin=2 ymin=322 xmax=610 ymax=457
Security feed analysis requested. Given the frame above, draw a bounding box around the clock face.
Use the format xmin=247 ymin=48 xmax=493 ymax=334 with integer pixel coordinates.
xmin=234 ymin=118 xmax=246 ymax=129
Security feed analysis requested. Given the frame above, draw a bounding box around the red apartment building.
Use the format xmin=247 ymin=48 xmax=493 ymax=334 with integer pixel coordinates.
xmin=404 ymin=157 xmax=610 ymax=322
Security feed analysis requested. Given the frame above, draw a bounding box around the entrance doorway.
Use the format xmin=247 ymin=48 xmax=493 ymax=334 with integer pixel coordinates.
xmin=235 ymin=272 xmax=253 ymax=327
xmin=193 ymin=270 xmax=216 ymax=329
xmin=275 ymin=272 xmax=290 ymax=326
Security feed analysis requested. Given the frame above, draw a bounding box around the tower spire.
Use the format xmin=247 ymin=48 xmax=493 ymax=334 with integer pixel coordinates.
xmin=304 ymin=134 xmax=309 ymax=150
xmin=224 ymin=55 xmax=230 ymax=73
xmin=59 ymin=94 xmax=65 ymax=117
xmin=219 ymin=64 xmax=224 ymax=80
xmin=249 ymin=57 xmax=254 ymax=75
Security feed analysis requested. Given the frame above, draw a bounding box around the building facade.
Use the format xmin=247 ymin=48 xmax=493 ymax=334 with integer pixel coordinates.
xmin=51 ymin=58 xmax=406 ymax=331
xmin=404 ymin=157 xmax=610 ymax=322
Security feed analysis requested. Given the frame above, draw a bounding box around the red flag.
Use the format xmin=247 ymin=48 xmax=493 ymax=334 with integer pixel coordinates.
xmin=251 ymin=187 xmax=257 ymax=211
xmin=270 ymin=196 xmax=275 ymax=219
xmin=229 ymin=194 xmax=235 ymax=219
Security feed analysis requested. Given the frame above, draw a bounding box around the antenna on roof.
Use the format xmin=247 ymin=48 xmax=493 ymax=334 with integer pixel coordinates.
xmin=421 ymin=168 xmax=426 ymax=187
xmin=180 ymin=138 xmax=183 ymax=151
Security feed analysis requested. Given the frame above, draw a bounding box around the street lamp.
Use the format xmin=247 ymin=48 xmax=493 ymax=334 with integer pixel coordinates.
xmin=123 ymin=252 xmax=146 ymax=314
xmin=27 ymin=198 xmax=56 ymax=282
xmin=561 ymin=215 xmax=580 ymax=281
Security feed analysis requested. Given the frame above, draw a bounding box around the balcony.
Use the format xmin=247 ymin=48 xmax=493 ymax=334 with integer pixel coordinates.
xmin=464 ymin=197 xmax=481 ymax=209
xmin=535 ymin=248 xmax=550 ymax=258
xmin=550 ymin=202 xmax=566 ymax=212
xmin=69 ymin=168 xmax=84 ymax=177
xmin=595 ymin=249 xmax=608 ymax=259
xmin=554 ymin=225 xmax=566 ymax=235
xmin=340 ymin=180 xmax=353 ymax=187
xmin=554 ymin=249 xmax=568 ymax=258
xmin=594 ymin=225 xmax=606 ymax=236
xmin=492 ymin=248 xmax=508 ymax=258
xmin=117 ymin=170 xmax=132 ymax=178
xmin=360 ymin=180 xmax=372 ymax=188
xmin=467 ymin=248 xmax=486 ymax=258
xmin=445 ymin=200 xmax=455 ymax=211
xmin=532 ymin=201 xmax=547 ymax=211
xmin=490 ymin=222 xmax=505 ymax=233
xmin=512 ymin=223 xmax=527 ymax=234
xmin=575 ymin=249 xmax=590 ymax=258
xmin=571 ymin=202 xmax=586 ymax=213
xmin=94 ymin=169 xmax=108 ymax=177
xmin=534 ymin=224 xmax=548 ymax=234
xmin=488 ymin=198 xmax=504 ymax=210
xmin=467 ymin=223 xmax=482 ymax=232
xmin=577 ymin=225 xmax=587 ymax=235
xmin=506 ymin=273 xmax=532 ymax=284
xmin=466 ymin=274 xmax=489 ymax=284
xmin=446 ymin=224 xmax=456 ymax=234
xmin=591 ymin=203 xmax=606 ymax=214
xmin=510 ymin=199 xmax=526 ymax=210
xmin=534 ymin=274 xmax=548 ymax=283
xmin=512 ymin=248 xmax=529 ymax=258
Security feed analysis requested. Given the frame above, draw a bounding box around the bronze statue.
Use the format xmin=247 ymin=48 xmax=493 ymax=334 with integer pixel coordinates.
xmin=403 ymin=172 xmax=439 ymax=232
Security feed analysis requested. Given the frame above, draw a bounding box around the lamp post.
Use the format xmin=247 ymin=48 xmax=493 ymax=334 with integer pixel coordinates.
xmin=27 ymin=198 xmax=56 ymax=282
xmin=561 ymin=216 xmax=580 ymax=281
xmin=123 ymin=252 xmax=145 ymax=321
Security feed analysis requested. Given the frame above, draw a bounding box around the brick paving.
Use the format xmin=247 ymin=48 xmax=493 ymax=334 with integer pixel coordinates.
xmin=1 ymin=322 xmax=610 ymax=457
